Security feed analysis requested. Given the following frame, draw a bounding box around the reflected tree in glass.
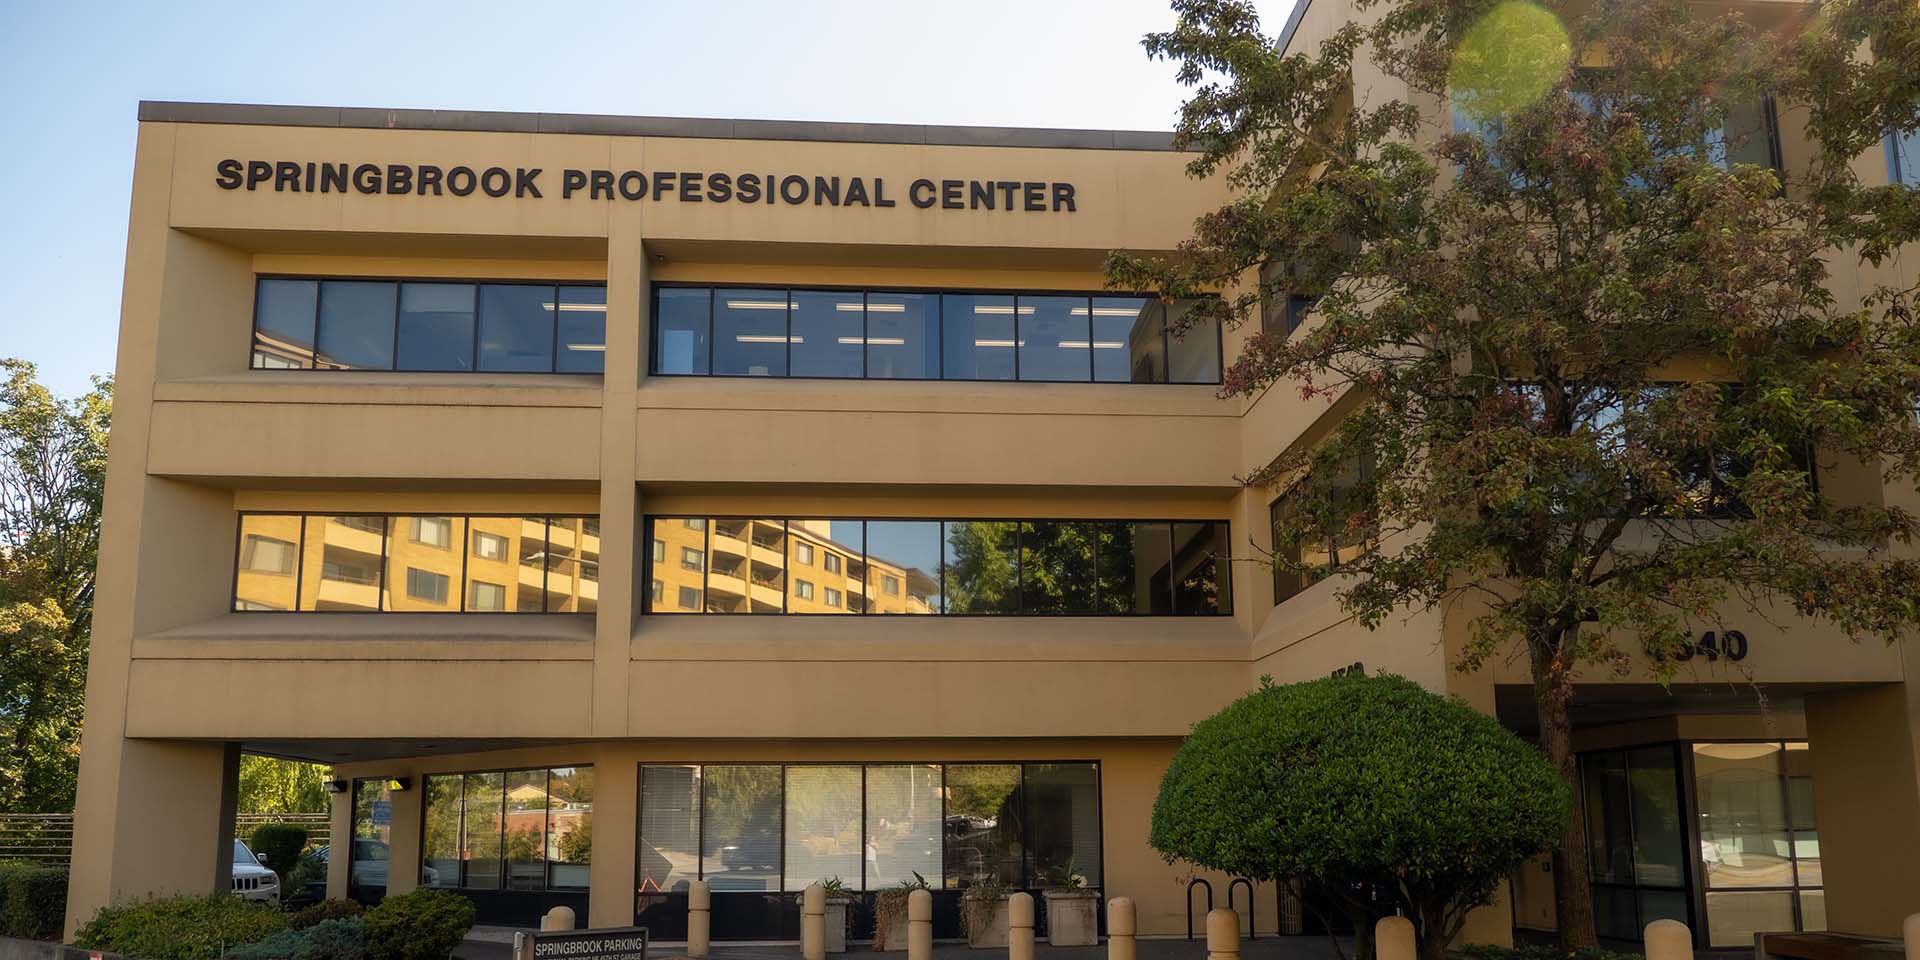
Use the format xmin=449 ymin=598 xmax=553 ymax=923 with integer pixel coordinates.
xmin=944 ymin=521 xmax=1019 ymax=614
xmin=1020 ymin=521 xmax=1096 ymax=613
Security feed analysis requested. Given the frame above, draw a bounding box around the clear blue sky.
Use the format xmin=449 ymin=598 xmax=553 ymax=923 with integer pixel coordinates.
xmin=0 ymin=0 xmax=1293 ymax=400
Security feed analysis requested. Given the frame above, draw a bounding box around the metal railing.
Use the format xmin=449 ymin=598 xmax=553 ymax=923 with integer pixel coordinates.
xmin=0 ymin=812 xmax=331 ymax=868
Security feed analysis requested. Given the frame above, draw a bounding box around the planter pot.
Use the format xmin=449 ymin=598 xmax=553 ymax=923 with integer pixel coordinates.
xmin=826 ymin=898 xmax=851 ymax=954
xmin=874 ymin=906 xmax=911 ymax=951
xmin=1044 ymin=890 xmax=1100 ymax=946
xmin=964 ymin=897 xmax=1011 ymax=948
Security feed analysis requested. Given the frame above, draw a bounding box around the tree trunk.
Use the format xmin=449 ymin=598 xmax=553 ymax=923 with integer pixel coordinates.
xmin=1532 ymin=637 xmax=1598 ymax=948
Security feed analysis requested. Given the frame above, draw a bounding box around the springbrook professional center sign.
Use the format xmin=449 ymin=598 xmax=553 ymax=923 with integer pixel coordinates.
xmin=214 ymin=158 xmax=1082 ymax=210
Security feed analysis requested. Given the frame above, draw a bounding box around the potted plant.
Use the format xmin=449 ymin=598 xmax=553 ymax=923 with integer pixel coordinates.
xmin=1040 ymin=857 xmax=1099 ymax=946
xmin=809 ymin=876 xmax=855 ymax=954
xmin=872 ymin=872 xmax=932 ymax=951
xmin=959 ymin=875 xmax=1012 ymax=949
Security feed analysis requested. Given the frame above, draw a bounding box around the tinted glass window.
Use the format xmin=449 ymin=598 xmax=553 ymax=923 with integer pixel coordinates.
xmin=865 ymin=764 xmax=942 ymax=888
xmin=944 ymin=764 xmax=1023 ymax=888
xmin=253 ymin=279 xmax=318 ymax=369
xmin=1024 ymin=763 xmax=1101 ymax=889
xmin=556 ymin=286 xmax=607 ymax=373
xmin=866 ymin=521 xmax=942 ymax=614
xmin=1172 ymin=521 xmax=1231 ymax=613
xmin=421 ymin=775 xmax=462 ymax=888
xmin=784 ymin=765 xmax=861 ymax=890
xmin=1091 ymin=297 xmax=1162 ymax=383
xmin=942 ymin=294 xmax=1016 ymax=380
xmin=395 ymin=283 xmax=475 ymax=371
xmin=639 ymin=765 xmax=701 ymax=894
xmin=385 ymin=516 xmax=463 ymax=611
xmin=316 ymin=281 xmax=397 ymax=370
xmin=788 ymin=520 xmax=862 ymax=614
xmin=1165 ymin=301 xmax=1221 ymax=384
xmin=461 ymin=771 xmax=506 ymax=889
xmin=478 ymin=284 xmax=555 ymax=372
xmin=1017 ymin=296 xmax=1091 ymax=381
xmin=1020 ymin=521 xmax=1097 ymax=613
xmin=713 ymin=289 xmax=789 ymax=377
xmin=866 ymin=292 xmax=938 ymax=379
xmin=655 ymin=288 xmax=711 ymax=374
xmin=234 ymin=515 xmax=302 ymax=611
xmin=1130 ymin=521 xmax=1176 ymax=614
xmin=299 ymin=516 xmax=384 ymax=611
xmin=789 ymin=289 xmax=864 ymax=378
xmin=702 ymin=765 xmax=781 ymax=891
xmin=944 ymin=521 xmax=1020 ymax=614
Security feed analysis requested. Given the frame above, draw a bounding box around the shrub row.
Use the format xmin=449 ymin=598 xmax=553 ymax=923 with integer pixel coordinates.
xmin=74 ymin=887 xmax=473 ymax=960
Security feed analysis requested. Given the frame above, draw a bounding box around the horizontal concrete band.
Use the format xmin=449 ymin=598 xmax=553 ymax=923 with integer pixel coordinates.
xmin=137 ymin=101 xmax=1182 ymax=151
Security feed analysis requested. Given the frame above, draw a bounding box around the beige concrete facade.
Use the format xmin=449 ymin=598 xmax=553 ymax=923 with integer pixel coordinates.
xmin=68 ymin=90 xmax=1920 ymax=946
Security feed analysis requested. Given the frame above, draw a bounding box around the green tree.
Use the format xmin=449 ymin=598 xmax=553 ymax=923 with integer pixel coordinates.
xmin=236 ymin=755 xmax=331 ymax=815
xmin=942 ymin=521 xmax=1017 ymax=613
xmin=1153 ymin=674 xmax=1567 ymax=960
xmin=1113 ymin=0 xmax=1920 ymax=945
xmin=0 ymin=359 xmax=110 ymax=813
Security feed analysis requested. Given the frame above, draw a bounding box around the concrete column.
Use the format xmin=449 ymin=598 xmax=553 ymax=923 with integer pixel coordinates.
xmin=1904 ymin=913 xmax=1919 ymax=960
xmin=687 ymin=879 xmax=712 ymax=959
xmin=1644 ymin=919 xmax=1692 ymax=960
xmin=1375 ymin=916 xmax=1416 ymax=960
xmin=592 ymin=200 xmax=646 ymax=741
xmin=1206 ymin=908 xmax=1240 ymax=960
xmin=587 ymin=744 xmax=639 ymax=928
xmin=1108 ymin=897 xmax=1136 ymax=960
xmin=326 ymin=780 xmax=351 ymax=901
xmin=1807 ymin=681 xmax=1920 ymax=936
xmin=1009 ymin=892 xmax=1035 ymax=960
xmin=908 ymin=889 xmax=933 ymax=960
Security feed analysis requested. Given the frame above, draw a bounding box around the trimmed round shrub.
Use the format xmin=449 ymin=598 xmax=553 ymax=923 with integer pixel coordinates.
xmin=1152 ymin=673 xmax=1568 ymax=960
xmin=291 ymin=897 xmax=365 ymax=930
xmin=362 ymin=888 xmax=475 ymax=960
xmin=249 ymin=823 xmax=311 ymax=884
xmin=74 ymin=894 xmax=289 ymax=960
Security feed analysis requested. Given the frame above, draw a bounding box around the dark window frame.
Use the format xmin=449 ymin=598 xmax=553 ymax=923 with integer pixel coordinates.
xmin=249 ymin=275 xmax=608 ymax=375
xmin=649 ymin=282 xmax=1224 ymax=385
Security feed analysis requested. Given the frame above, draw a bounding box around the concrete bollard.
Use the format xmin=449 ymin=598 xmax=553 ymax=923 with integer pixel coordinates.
xmin=908 ymin=889 xmax=934 ymax=960
xmin=1207 ymin=908 xmax=1240 ymax=960
xmin=803 ymin=883 xmax=827 ymax=960
xmin=541 ymin=905 xmax=577 ymax=932
xmin=688 ymin=879 xmax=712 ymax=959
xmin=1645 ymin=919 xmax=1693 ymax=960
xmin=1108 ymin=897 xmax=1137 ymax=960
xmin=1010 ymin=892 xmax=1036 ymax=960
xmin=1906 ymin=914 xmax=1920 ymax=960
xmin=1375 ymin=916 xmax=1416 ymax=960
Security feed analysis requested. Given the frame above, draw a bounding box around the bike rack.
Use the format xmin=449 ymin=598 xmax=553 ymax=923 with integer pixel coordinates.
xmin=1184 ymin=877 xmax=1214 ymax=941
xmin=1228 ymin=877 xmax=1257 ymax=940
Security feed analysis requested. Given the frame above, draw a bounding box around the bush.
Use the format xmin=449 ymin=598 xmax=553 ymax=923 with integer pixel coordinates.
xmin=1152 ymin=673 xmax=1569 ymax=960
xmin=74 ymin=894 xmax=289 ymax=960
xmin=250 ymin=824 xmax=311 ymax=884
xmin=291 ymin=898 xmax=364 ymax=930
xmin=361 ymin=888 xmax=475 ymax=960
xmin=1454 ymin=947 xmax=1642 ymax=960
xmin=227 ymin=917 xmax=366 ymax=960
xmin=0 ymin=861 xmax=68 ymax=939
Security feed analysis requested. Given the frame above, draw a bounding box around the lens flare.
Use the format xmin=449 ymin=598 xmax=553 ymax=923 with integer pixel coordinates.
xmin=1448 ymin=1 xmax=1573 ymax=124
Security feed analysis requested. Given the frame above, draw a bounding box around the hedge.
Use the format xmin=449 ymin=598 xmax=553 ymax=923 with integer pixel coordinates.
xmin=73 ymin=895 xmax=289 ymax=960
xmin=0 ymin=861 xmax=67 ymax=940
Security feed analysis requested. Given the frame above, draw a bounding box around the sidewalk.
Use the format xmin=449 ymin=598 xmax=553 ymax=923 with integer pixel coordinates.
xmin=459 ymin=929 xmax=1349 ymax=960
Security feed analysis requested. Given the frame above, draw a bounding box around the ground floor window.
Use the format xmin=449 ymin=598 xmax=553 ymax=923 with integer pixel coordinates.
xmin=1578 ymin=740 xmax=1822 ymax=947
xmin=637 ymin=761 xmax=1101 ymax=897
xmin=421 ymin=765 xmax=593 ymax=893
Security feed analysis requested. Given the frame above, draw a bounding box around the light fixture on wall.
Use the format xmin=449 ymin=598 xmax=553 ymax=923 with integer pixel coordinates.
xmin=386 ymin=777 xmax=412 ymax=792
xmin=322 ymin=779 xmax=349 ymax=795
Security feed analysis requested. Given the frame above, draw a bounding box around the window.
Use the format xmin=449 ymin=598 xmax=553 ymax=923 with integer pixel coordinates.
xmin=1889 ymin=127 xmax=1920 ymax=185
xmin=651 ymin=580 xmax=664 ymax=604
xmin=422 ymin=766 xmax=593 ymax=893
xmin=250 ymin=277 xmax=609 ymax=374
xmin=233 ymin=513 xmax=597 ymax=613
xmin=795 ymin=542 xmax=815 ymax=565
xmin=470 ymin=581 xmax=507 ymax=612
xmin=395 ymin=283 xmax=475 ymax=371
xmin=644 ymin=517 xmax=1230 ymax=616
xmin=652 ymin=539 xmax=666 ymax=563
xmin=1695 ymin=742 xmax=1823 ymax=946
xmin=633 ymin=761 xmax=1101 ymax=894
xmin=474 ymin=531 xmax=508 ymax=561
xmin=406 ymin=568 xmax=450 ymax=604
xmin=349 ymin=779 xmax=394 ymax=905
xmin=412 ymin=516 xmax=452 ymax=548
xmin=654 ymin=285 xmax=1221 ymax=384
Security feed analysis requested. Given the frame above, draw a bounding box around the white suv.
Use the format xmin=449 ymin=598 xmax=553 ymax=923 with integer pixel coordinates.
xmin=231 ymin=839 xmax=280 ymax=905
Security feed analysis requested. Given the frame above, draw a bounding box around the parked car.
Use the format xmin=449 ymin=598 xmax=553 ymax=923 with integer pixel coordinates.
xmin=231 ymin=839 xmax=279 ymax=905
